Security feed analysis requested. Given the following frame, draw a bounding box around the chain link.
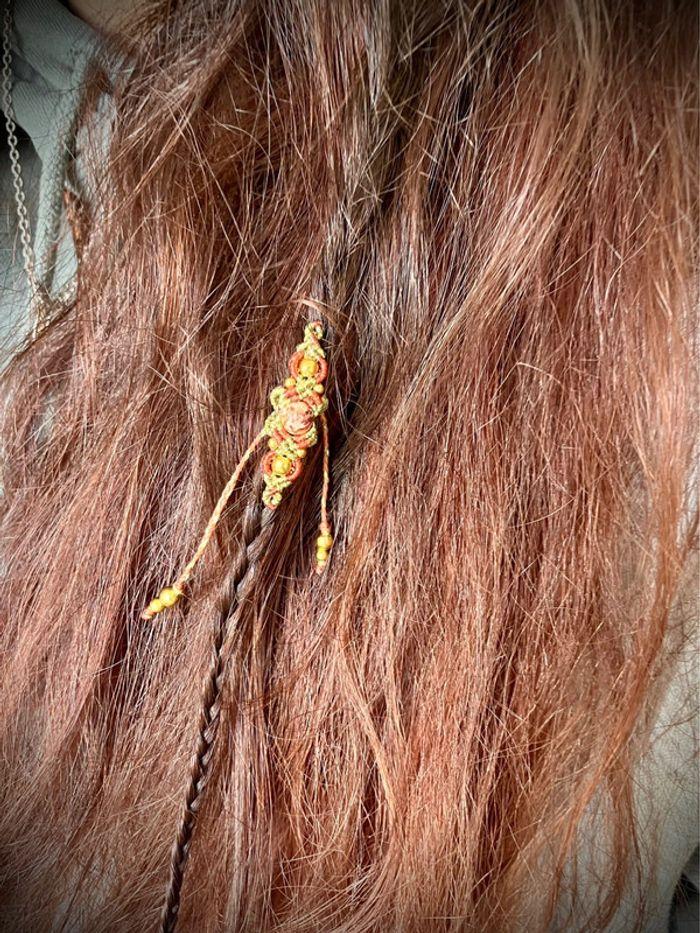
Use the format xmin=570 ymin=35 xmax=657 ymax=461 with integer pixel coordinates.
xmin=2 ymin=2 xmax=37 ymax=287
xmin=1 ymin=0 xmax=72 ymax=336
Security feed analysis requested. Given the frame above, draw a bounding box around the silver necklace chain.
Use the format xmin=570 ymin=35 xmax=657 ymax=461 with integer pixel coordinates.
xmin=2 ymin=0 xmax=70 ymax=337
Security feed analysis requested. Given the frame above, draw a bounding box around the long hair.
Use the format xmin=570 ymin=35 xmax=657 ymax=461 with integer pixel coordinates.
xmin=0 ymin=1 xmax=696 ymax=930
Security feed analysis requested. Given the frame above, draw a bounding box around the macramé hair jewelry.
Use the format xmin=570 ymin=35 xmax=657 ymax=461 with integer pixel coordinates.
xmin=154 ymin=319 xmax=333 ymax=933
xmin=142 ymin=319 xmax=333 ymax=622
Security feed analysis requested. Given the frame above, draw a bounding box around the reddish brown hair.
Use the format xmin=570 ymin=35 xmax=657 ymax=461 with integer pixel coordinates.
xmin=0 ymin=1 xmax=696 ymax=930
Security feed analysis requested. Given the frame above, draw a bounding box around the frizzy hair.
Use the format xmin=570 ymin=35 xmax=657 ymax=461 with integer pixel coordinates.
xmin=0 ymin=1 xmax=696 ymax=931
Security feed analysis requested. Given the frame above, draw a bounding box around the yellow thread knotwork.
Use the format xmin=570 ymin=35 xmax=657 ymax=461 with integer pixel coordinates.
xmin=260 ymin=321 xmax=329 ymax=509
xmin=140 ymin=318 xmax=333 ymax=621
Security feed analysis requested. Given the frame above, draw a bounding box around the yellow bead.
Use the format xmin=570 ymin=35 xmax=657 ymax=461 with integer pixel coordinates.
xmin=284 ymin=377 xmax=296 ymax=388
xmin=297 ymin=448 xmax=307 ymax=458
xmin=313 ymin=383 xmax=324 ymax=394
xmin=298 ymin=356 xmax=319 ymax=377
xmin=272 ymin=454 xmax=291 ymax=475
xmin=316 ymin=547 xmax=329 ymax=563
xmin=268 ymin=438 xmax=279 ymax=450
xmin=160 ymin=587 xmax=180 ymax=608
xmin=148 ymin=597 xmax=164 ymax=615
xmin=317 ymin=533 xmax=333 ymax=549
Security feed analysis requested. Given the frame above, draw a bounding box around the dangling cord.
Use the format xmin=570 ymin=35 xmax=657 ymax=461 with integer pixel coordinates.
xmin=160 ymin=493 xmax=267 ymax=933
xmin=142 ymin=429 xmax=266 ymax=620
xmin=314 ymin=412 xmax=333 ymax=572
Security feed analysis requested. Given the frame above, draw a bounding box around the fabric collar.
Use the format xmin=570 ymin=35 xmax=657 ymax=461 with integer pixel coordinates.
xmin=9 ymin=0 xmax=99 ymax=162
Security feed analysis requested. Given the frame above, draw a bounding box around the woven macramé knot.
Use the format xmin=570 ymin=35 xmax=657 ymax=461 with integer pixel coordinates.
xmin=261 ymin=321 xmax=328 ymax=508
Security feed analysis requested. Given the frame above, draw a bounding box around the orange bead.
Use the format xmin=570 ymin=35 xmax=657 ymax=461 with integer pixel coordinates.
xmin=272 ymin=455 xmax=291 ymax=475
xmin=298 ymin=357 xmax=319 ymax=377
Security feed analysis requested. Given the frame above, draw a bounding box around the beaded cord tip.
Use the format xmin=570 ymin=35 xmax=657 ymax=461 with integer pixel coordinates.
xmin=314 ymin=409 xmax=333 ymax=573
xmin=140 ymin=320 xmax=333 ymax=620
xmin=141 ymin=584 xmax=185 ymax=621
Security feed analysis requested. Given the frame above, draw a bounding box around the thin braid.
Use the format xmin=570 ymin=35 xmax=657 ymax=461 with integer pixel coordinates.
xmin=160 ymin=490 xmax=269 ymax=933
